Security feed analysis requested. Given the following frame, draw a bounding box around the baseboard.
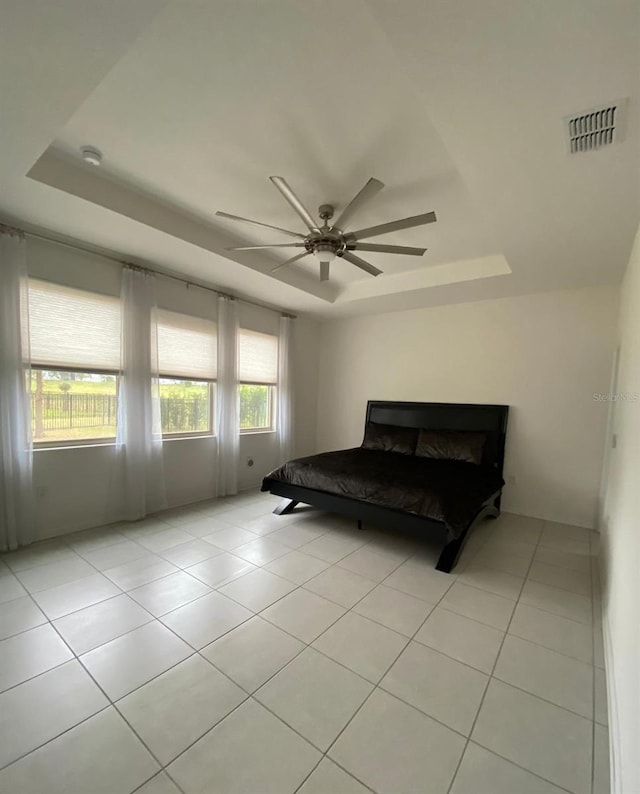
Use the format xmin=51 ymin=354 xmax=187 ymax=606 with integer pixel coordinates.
xmin=599 ymin=579 xmax=621 ymax=794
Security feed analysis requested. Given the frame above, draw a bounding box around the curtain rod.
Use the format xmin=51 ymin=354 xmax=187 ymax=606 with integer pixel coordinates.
xmin=22 ymin=228 xmax=297 ymax=319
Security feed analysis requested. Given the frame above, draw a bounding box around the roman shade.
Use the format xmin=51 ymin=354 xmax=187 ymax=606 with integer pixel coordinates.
xmin=238 ymin=329 xmax=278 ymax=384
xmin=157 ymin=309 xmax=217 ymax=380
xmin=29 ymin=279 xmax=121 ymax=371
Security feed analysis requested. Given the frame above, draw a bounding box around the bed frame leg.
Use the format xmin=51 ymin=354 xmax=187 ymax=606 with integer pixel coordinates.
xmin=357 ymin=519 xmax=363 ymax=530
xmin=273 ymin=499 xmax=299 ymax=516
xmin=435 ymin=538 xmax=464 ymax=573
xmin=436 ymin=503 xmax=500 ymax=573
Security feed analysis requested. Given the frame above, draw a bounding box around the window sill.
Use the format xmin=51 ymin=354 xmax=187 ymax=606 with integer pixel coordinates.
xmin=34 ymin=441 xmax=116 ymax=452
xmin=240 ymin=429 xmax=277 ymax=436
xmin=162 ymin=434 xmax=215 ymax=442
xmin=33 ymin=431 xmax=274 ymax=450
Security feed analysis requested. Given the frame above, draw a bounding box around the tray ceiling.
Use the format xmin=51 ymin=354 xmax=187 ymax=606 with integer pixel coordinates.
xmin=2 ymin=0 xmax=638 ymax=317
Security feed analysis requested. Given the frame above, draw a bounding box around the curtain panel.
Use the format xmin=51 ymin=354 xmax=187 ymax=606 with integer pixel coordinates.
xmin=216 ymin=295 xmax=239 ymax=496
xmin=115 ymin=267 xmax=166 ymax=520
xmin=277 ymin=315 xmax=293 ymax=464
xmin=0 ymin=227 xmax=34 ymax=550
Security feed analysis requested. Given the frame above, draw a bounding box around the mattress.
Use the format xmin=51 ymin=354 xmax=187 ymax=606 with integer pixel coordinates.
xmin=262 ymin=447 xmax=504 ymax=540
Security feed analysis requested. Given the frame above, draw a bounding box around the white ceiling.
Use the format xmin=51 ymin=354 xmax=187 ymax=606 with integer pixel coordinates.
xmin=2 ymin=0 xmax=638 ymax=318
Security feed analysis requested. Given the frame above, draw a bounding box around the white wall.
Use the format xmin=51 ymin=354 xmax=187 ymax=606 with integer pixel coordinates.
xmin=317 ymin=285 xmax=618 ymax=528
xmin=27 ymin=238 xmax=319 ymax=539
xmin=598 ymin=225 xmax=640 ymax=794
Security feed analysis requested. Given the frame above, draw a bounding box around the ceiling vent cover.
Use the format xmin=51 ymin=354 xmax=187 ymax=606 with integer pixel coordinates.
xmin=566 ymin=100 xmax=627 ymax=153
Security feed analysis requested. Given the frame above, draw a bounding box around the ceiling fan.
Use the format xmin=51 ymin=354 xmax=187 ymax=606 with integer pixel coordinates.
xmin=216 ymin=176 xmax=437 ymax=281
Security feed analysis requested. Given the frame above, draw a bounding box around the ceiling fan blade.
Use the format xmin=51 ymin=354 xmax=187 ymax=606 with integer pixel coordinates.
xmin=216 ymin=211 xmax=306 ymax=240
xmin=226 ymin=243 xmax=306 ymax=251
xmin=349 ymin=242 xmax=427 ymax=256
xmin=341 ymin=250 xmax=383 ymax=277
xmin=319 ymin=261 xmax=330 ymax=282
xmin=333 ymin=177 xmax=384 ymax=230
xmin=345 ymin=211 xmax=437 ymax=241
xmin=269 ymin=176 xmax=320 ymax=232
xmin=270 ymin=251 xmax=311 ymax=273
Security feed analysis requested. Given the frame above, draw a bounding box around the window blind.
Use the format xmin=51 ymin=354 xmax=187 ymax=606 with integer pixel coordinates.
xmin=158 ymin=309 xmax=217 ymax=380
xmin=238 ymin=329 xmax=278 ymax=384
xmin=29 ymin=280 xmax=121 ymax=371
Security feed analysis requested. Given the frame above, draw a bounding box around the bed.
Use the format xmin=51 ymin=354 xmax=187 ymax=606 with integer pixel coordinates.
xmin=261 ymin=400 xmax=509 ymax=572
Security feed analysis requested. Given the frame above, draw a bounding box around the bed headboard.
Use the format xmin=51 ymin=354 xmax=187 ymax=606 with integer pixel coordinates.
xmin=365 ymin=400 xmax=509 ymax=474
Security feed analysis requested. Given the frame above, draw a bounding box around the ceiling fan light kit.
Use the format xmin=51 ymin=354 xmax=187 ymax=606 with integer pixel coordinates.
xmin=217 ymin=176 xmax=437 ymax=282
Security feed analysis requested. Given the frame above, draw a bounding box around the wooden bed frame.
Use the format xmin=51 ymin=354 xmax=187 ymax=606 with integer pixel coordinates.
xmin=263 ymin=400 xmax=509 ymax=572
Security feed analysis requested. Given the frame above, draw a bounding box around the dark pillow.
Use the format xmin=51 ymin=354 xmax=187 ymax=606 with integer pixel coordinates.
xmin=362 ymin=422 xmax=418 ymax=456
xmin=415 ymin=429 xmax=486 ymax=465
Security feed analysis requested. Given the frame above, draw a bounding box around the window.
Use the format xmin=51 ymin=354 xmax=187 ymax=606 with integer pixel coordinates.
xmin=30 ymin=371 xmax=118 ymax=443
xmin=157 ymin=310 xmax=216 ymax=436
xmin=159 ymin=377 xmax=212 ymax=435
xmin=29 ymin=280 xmax=121 ymax=444
xmin=238 ymin=329 xmax=278 ymax=431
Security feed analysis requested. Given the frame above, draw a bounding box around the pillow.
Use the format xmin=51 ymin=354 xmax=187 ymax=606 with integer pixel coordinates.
xmin=415 ymin=429 xmax=486 ymax=465
xmin=362 ymin=422 xmax=419 ymax=456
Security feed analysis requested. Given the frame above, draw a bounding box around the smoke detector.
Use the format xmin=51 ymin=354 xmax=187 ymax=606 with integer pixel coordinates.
xmin=80 ymin=146 xmax=103 ymax=166
xmin=565 ymin=99 xmax=627 ymax=154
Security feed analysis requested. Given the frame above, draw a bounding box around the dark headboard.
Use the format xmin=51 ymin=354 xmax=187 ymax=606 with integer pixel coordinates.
xmin=365 ymin=400 xmax=509 ymax=475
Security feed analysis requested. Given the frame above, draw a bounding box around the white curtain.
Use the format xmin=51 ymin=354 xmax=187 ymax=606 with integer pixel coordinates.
xmin=277 ymin=315 xmax=294 ymax=464
xmin=0 ymin=227 xmax=34 ymax=550
xmin=115 ymin=267 xmax=166 ymax=520
xmin=216 ymin=295 xmax=239 ymax=496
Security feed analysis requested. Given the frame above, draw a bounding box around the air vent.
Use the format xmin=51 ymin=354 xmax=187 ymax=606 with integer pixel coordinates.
xmin=566 ymin=100 xmax=627 ymax=153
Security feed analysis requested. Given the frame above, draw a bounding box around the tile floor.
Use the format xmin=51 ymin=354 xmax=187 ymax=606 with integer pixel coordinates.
xmin=0 ymin=491 xmax=609 ymax=794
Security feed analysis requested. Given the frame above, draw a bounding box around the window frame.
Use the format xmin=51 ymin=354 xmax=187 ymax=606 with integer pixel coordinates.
xmin=238 ymin=381 xmax=277 ymax=434
xmin=158 ymin=374 xmax=216 ymax=440
xmin=30 ymin=365 xmax=119 ymax=449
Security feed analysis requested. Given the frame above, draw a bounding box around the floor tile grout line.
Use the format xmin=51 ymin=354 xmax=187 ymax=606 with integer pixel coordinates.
xmin=59 ymin=613 xmax=158 ymax=658
xmin=465 ymin=740 xmax=579 ymax=794
xmin=110 ymin=666 xmax=239 ymax=778
xmin=515 ymin=595 xmax=593 ymax=626
xmin=0 ymin=575 xmax=106 ymax=698
xmin=200 ymin=539 xmax=424 ymax=699
xmin=294 ymin=757 xmax=379 ymax=794
xmin=507 ymin=596 xmax=595 ymax=628
xmin=200 ymin=522 xmax=397 ymax=626
xmin=3 ymin=556 xmax=177 ymax=774
xmin=104 ymin=561 xmax=198 ymax=594
xmin=0 ymin=656 xmax=75 ymax=700
xmin=479 ymin=674 xmax=596 ymax=723
xmin=130 ymin=770 xmax=186 ymax=794
xmin=448 ymin=519 xmax=600 ymax=794
xmin=6 ymin=512 xmax=427 ymax=703
xmin=0 ymin=702 xmax=114 ymax=773
xmin=0 ymin=510 xmax=447 ymax=775
xmin=4 ymin=518 xmax=580 ymax=672
xmin=179 ymin=538 xmax=435 ymax=792
xmin=445 ymin=516 xmax=545 ymax=794
xmin=1 ymin=503 xmax=598 ymax=794
xmin=409 ymin=632 xmax=500 ymax=677
xmin=0 ymin=616 xmax=50 ymax=645
xmin=316 ymin=558 xmax=460 ymax=776
xmin=431 ymin=602 xmax=594 ymax=666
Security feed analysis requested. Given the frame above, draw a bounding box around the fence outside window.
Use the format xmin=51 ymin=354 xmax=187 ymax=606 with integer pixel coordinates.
xmin=29 ymin=373 xmax=272 ymax=442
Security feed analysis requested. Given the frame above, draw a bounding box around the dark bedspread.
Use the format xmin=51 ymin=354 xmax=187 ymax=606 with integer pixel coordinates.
xmin=262 ymin=448 xmax=504 ymax=540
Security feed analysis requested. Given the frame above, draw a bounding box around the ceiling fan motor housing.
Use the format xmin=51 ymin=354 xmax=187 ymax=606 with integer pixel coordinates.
xmin=304 ymin=226 xmax=346 ymax=259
